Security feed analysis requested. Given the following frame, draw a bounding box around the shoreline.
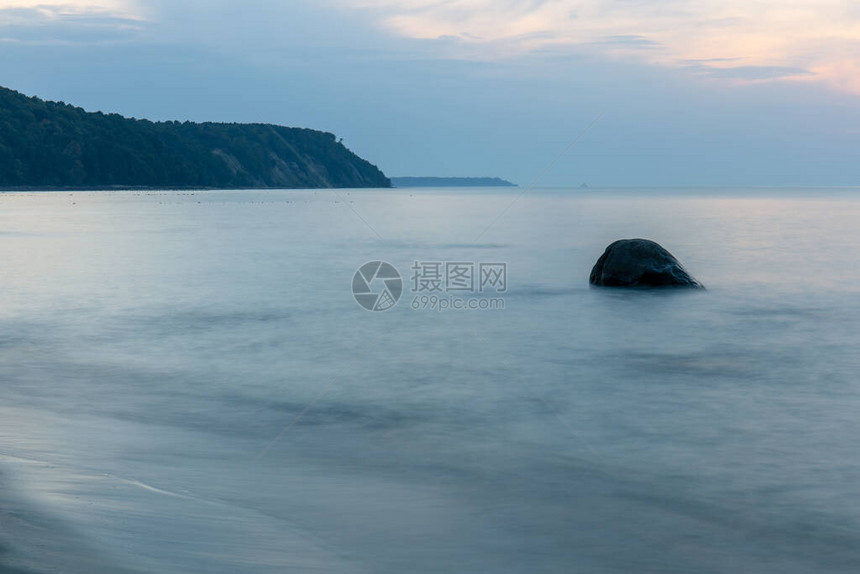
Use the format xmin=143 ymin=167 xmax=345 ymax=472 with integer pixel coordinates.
xmin=0 ymin=184 xmax=392 ymax=192
xmin=0 ymin=468 xmax=138 ymax=574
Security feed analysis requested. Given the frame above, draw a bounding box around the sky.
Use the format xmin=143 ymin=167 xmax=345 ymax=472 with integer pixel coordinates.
xmin=2 ymin=0 xmax=860 ymax=185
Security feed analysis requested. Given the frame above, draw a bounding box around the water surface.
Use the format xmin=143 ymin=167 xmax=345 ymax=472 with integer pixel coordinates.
xmin=1 ymin=187 xmax=859 ymax=573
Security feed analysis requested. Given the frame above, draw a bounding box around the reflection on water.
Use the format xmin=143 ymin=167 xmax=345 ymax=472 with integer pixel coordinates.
xmin=1 ymin=188 xmax=860 ymax=573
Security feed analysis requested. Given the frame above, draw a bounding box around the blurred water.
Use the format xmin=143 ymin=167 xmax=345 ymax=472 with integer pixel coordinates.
xmin=1 ymin=187 xmax=859 ymax=573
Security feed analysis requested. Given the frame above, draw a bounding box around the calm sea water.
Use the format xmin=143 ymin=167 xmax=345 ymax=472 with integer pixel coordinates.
xmin=1 ymin=187 xmax=859 ymax=573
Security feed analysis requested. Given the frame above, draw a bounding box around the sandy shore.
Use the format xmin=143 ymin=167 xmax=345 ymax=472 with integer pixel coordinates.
xmin=0 ymin=470 xmax=138 ymax=574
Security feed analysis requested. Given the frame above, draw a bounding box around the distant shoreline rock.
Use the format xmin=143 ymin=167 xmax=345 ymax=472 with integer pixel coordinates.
xmin=391 ymin=177 xmax=517 ymax=188
xmin=589 ymin=239 xmax=703 ymax=288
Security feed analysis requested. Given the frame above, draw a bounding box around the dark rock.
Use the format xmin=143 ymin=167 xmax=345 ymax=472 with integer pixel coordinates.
xmin=589 ymin=239 xmax=703 ymax=288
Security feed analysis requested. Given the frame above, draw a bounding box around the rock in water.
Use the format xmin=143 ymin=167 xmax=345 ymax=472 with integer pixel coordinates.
xmin=589 ymin=239 xmax=703 ymax=288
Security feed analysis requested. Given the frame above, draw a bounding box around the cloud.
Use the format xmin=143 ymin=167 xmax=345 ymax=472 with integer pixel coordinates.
xmin=679 ymin=58 xmax=743 ymax=65
xmin=0 ymin=2 xmax=145 ymax=44
xmin=684 ymin=63 xmax=814 ymax=81
xmin=331 ymin=0 xmax=860 ymax=92
xmin=588 ymin=34 xmax=660 ymax=50
xmin=0 ymin=1 xmax=140 ymax=16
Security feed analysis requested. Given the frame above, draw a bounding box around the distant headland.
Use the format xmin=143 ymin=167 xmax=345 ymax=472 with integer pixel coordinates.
xmin=0 ymin=86 xmax=390 ymax=189
xmin=391 ymin=177 xmax=517 ymax=188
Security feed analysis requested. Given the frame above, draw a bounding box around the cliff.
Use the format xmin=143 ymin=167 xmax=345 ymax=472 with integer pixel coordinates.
xmin=0 ymin=86 xmax=390 ymax=189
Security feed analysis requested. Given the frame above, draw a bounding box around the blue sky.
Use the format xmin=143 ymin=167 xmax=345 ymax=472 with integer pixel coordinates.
xmin=2 ymin=0 xmax=860 ymax=186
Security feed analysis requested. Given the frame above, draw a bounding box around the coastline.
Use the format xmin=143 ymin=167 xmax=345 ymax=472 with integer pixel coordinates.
xmin=0 ymin=184 xmax=393 ymax=192
xmin=0 ymin=468 xmax=137 ymax=574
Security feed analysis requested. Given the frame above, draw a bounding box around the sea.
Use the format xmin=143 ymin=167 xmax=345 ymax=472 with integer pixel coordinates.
xmin=1 ymin=187 xmax=859 ymax=573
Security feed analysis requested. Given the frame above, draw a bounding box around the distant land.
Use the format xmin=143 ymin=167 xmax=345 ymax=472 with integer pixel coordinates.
xmin=391 ymin=177 xmax=517 ymax=188
xmin=0 ymin=86 xmax=390 ymax=189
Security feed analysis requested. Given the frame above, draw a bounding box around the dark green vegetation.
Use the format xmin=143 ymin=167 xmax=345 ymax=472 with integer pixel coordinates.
xmin=391 ymin=176 xmax=516 ymax=188
xmin=0 ymin=86 xmax=390 ymax=189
